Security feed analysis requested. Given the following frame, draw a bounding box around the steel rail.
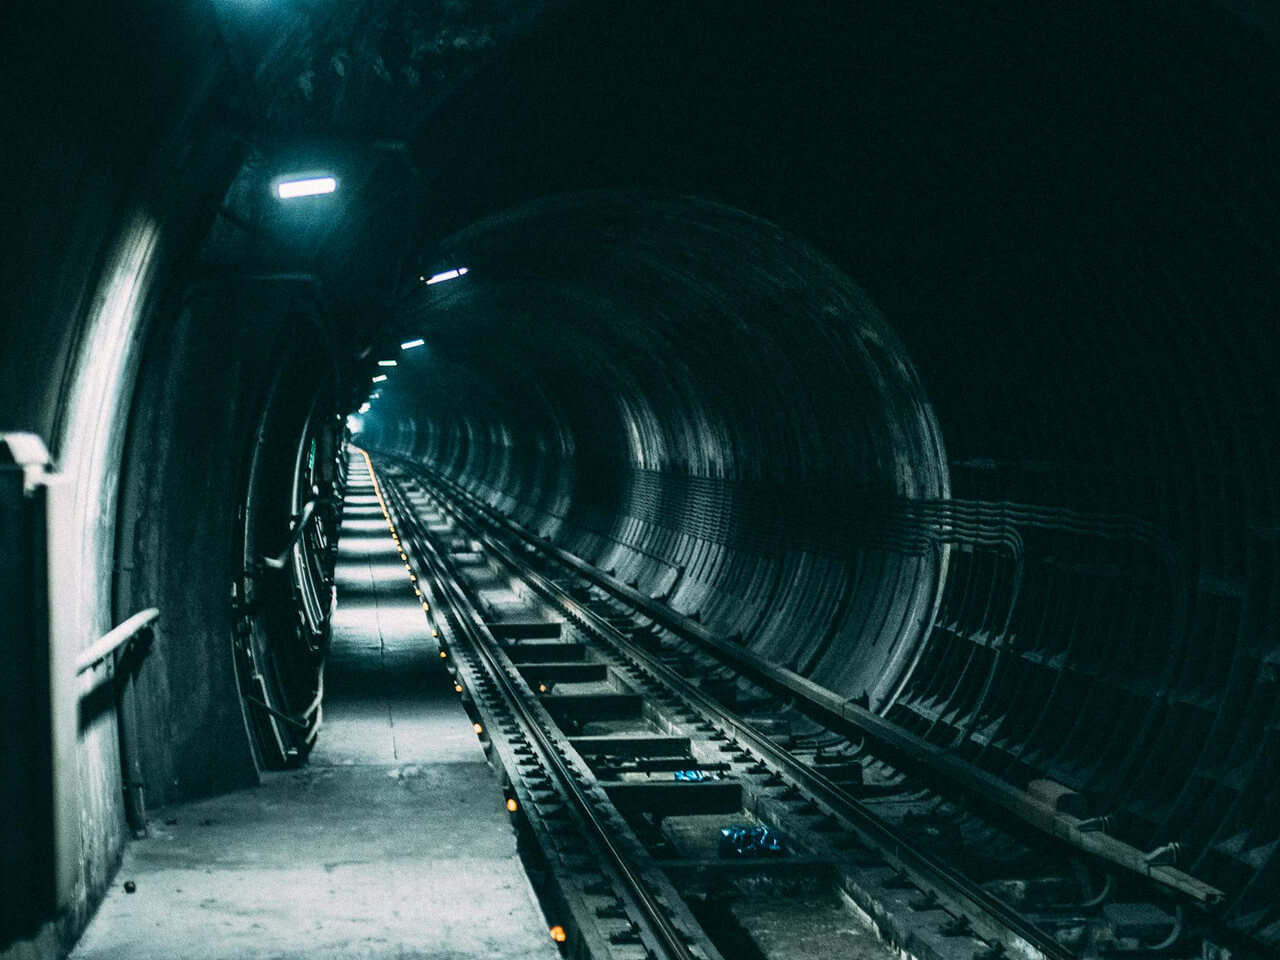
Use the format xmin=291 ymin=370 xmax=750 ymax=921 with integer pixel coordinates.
xmin=407 ymin=467 xmax=1078 ymax=960
xmin=378 ymin=472 xmax=709 ymax=960
xmin=408 ymin=457 xmax=1222 ymax=907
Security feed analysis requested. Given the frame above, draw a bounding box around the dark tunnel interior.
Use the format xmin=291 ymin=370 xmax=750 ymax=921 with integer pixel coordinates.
xmin=3 ymin=2 xmax=1280 ymax=957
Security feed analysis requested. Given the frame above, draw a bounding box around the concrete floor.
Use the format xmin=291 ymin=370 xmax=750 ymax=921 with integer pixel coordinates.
xmin=71 ymin=467 xmax=560 ymax=960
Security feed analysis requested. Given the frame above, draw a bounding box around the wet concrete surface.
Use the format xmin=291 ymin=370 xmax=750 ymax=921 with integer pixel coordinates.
xmin=70 ymin=468 xmax=559 ymax=959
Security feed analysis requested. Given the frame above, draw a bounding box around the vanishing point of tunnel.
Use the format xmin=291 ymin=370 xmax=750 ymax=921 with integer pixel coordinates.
xmin=4 ymin=3 xmax=1280 ymax=960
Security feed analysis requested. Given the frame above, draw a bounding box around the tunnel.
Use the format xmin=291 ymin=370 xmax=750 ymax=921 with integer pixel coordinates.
xmin=3 ymin=2 xmax=1279 ymax=959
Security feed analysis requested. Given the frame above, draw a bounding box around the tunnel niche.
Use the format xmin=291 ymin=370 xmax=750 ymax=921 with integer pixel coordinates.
xmin=359 ymin=191 xmax=952 ymax=711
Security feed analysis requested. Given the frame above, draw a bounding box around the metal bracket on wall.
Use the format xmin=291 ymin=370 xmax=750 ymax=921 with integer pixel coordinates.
xmin=0 ymin=432 xmax=77 ymax=938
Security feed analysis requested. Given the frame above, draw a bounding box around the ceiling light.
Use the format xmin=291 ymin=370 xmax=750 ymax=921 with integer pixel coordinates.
xmin=276 ymin=176 xmax=337 ymax=199
xmin=425 ymin=267 xmax=468 ymax=285
xmin=372 ymin=374 xmax=387 ymax=383
xmin=401 ymin=338 xmax=425 ymax=350
xmin=377 ymin=360 xmax=397 ymax=366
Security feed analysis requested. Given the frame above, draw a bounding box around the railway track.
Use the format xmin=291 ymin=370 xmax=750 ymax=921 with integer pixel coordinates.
xmin=363 ymin=450 xmax=1234 ymax=960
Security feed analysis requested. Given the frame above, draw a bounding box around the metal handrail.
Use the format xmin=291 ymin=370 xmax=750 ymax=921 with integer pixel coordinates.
xmin=75 ymin=608 xmax=159 ymax=675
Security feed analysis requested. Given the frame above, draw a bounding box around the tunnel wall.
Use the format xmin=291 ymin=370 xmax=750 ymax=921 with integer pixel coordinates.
xmin=367 ymin=119 xmax=1280 ymax=929
xmin=6 ymin=4 xmax=358 ymax=950
xmin=365 ymin=193 xmax=952 ymax=710
xmin=347 ymin=3 xmax=1280 ymax=933
xmin=1 ymin=7 xmax=244 ymax=957
xmin=113 ymin=287 xmax=302 ymax=808
xmin=112 ymin=272 xmax=344 ymax=807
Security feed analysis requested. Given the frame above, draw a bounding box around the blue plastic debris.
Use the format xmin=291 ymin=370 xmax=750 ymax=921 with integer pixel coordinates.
xmin=674 ymin=769 xmax=710 ymax=782
xmin=718 ymin=824 xmax=786 ymax=858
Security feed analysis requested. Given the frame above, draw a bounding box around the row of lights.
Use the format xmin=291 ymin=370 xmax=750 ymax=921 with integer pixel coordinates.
xmin=357 ymin=269 xmax=469 ymax=419
xmin=272 ymin=178 xmax=470 ymax=422
xmin=362 ymin=461 xmax=571 ymax=948
xmin=360 ymin=448 xmax=436 ymax=640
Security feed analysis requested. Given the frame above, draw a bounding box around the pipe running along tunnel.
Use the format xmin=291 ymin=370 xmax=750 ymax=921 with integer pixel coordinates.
xmin=3 ymin=1 xmax=1279 ymax=957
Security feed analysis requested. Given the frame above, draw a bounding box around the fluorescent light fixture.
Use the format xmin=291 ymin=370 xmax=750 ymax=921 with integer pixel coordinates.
xmin=425 ymin=267 xmax=469 ymax=285
xmin=372 ymin=374 xmax=388 ymax=383
xmin=276 ymin=176 xmax=337 ymax=199
xmin=358 ymin=403 xmax=371 ymax=414
xmin=400 ymin=338 xmax=425 ymax=350
xmin=377 ymin=359 xmax=397 ymax=367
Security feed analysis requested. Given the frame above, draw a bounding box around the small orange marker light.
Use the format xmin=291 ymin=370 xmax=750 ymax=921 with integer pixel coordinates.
xmin=549 ymin=925 xmax=567 ymax=943
xmin=506 ymin=798 xmax=518 ymax=813
xmin=473 ymin=722 xmax=483 ymax=735
xmin=439 ymin=650 xmax=447 ymax=659
xmin=454 ymin=683 xmax=464 ymax=693
xmin=432 ymin=629 xmax=439 ymax=638
xmin=538 ymin=683 xmax=548 ymax=693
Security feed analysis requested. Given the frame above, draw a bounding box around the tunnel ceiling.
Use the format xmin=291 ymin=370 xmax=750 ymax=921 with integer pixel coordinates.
xmin=185 ymin=0 xmax=1280 ymax=372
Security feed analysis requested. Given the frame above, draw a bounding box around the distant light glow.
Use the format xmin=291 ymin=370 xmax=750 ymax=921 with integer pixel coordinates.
xmin=358 ymin=403 xmax=371 ymax=414
xmin=377 ymin=359 xmax=397 ymax=367
xmin=400 ymin=338 xmax=425 ymax=350
xmin=276 ymin=176 xmax=337 ymax=199
xmin=346 ymin=414 xmax=362 ymax=433
xmin=372 ymin=374 xmax=388 ymax=383
xmin=425 ymin=267 xmax=469 ymax=285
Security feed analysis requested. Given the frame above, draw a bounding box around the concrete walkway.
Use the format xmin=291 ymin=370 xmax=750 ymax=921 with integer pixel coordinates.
xmin=72 ymin=455 xmax=558 ymax=960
